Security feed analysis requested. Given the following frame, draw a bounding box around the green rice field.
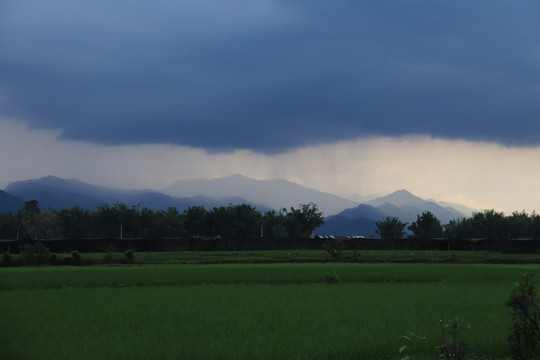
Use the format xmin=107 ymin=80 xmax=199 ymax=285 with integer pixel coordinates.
xmin=2 ymin=252 xmax=540 ymax=359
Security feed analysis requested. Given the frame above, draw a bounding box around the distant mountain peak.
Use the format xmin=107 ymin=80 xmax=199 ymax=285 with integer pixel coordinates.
xmin=389 ymin=189 xmax=421 ymax=199
xmin=368 ymin=189 xmax=424 ymax=207
xmin=393 ymin=189 xmax=413 ymax=195
xmin=225 ymin=174 xmax=252 ymax=180
xmin=335 ymin=203 xmax=387 ymax=221
xmin=364 ymin=189 xmax=468 ymax=224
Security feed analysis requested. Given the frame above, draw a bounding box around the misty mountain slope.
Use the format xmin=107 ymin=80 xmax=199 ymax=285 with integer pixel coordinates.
xmin=6 ymin=176 xmax=196 ymax=210
xmin=5 ymin=182 xmax=104 ymax=210
xmin=335 ymin=204 xmax=387 ymax=221
xmin=0 ymin=190 xmax=24 ymax=213
xmin=395 ymin=203 xmax=464 ymax=224
xmin=368 ymin=189 xmax=426 ymax=207
xmin=3 ymin=176 xmax=471 ymax=229
xmin=322 ymin=190 xmax=471 ymax=236
xmin=374 ymin=202 xmax=463 ymax=225
xmin=375 ymin=203 xmax=418 ymax=224
xmin=6 ymin=176 xmax=148 ymax=203
xmin=348 ymin=193 xmax=380 ymax=203
xmin=164 ymin=174 xmax=359 ymax=216
xmin=367 ymin=190 xmax=466 ymax=224
xmin=117 ymin=192 xmax=192 ymax=211
xmin=437 ymin=201 xmax=476 ymax=217
xmin=4 ymin=176 xmax=270 ymax=212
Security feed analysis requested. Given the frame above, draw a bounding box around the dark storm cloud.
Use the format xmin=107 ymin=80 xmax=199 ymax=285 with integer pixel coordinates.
xmin=1 ymin=0 xmax=540 ymax=153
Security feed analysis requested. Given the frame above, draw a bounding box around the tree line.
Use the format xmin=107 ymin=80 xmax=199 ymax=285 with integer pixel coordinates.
xmin=0 ymin=200 xmax=325 ymax=241
xmin=3 ymin=200 xmax=540 ymax=242
xmin=376 ymin=209 xmax=540 ymax=240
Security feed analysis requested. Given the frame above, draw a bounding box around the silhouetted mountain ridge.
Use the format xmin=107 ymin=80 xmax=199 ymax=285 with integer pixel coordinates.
xmin=0 ymin=190 xmax=24 ymax=213
xmin=367 ymin=189 xmax=425 ymax=207
xmin=317 ymin=190 xmax=471 ymax=237
xmin=2 ymin=176 xmax=473 ymax=239
xmin=367 ymin=190 xmax=466 ymax=224
xmin=3 ymin=176 xmax=269 ymax=213
xmin=334 ymin=204 xmax=387 ymax=222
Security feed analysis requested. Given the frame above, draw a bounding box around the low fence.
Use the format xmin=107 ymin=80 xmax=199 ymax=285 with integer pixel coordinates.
xmin=0 ymin=236 xmax=328 ymax=253
xmin=1 ymin=236 xmax=539 ymax=254
xmin=342 ymin=237 xmax=540 ymax=254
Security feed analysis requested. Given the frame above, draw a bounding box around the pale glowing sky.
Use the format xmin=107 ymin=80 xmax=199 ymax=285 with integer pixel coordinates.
xmin=1 ymin=118 xmax=539 ymax=214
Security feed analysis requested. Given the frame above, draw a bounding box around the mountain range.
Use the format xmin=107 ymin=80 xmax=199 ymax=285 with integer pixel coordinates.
xmin=3 ymin=176 xmax=269 ymax=214
xmin=1 ymin=175 xmax=475 ymax=237
xmin=316 ymin=190 xmax=472 ymax=237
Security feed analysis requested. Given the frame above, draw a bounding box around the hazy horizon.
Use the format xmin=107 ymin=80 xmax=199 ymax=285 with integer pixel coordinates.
xmin=2 ymin=119 xmax=539 ymax=214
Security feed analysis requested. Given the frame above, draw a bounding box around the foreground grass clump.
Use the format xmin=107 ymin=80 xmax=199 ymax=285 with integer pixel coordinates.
xmin=506 ymin=274 xmax=540 ymax=359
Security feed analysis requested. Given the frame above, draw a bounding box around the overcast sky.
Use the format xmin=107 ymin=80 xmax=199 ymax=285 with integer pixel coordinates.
xmin=1 ymin=1 xmax=540 ymax=214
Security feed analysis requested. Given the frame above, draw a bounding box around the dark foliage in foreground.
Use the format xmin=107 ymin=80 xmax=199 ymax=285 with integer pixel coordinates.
xmin=507 ymin=274 xmax=540 ymax=359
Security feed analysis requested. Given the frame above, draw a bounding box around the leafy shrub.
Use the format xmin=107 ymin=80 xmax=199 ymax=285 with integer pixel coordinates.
xmin=103 ymin=243 xmax=117 ymax=264
xmin=323 ymin=238 xmax=343 ymax=259
xmin=49 ymin=252 xmax=57 ymax=265
xmin=322 ymin=271 xmax=340 ymax=284
xmin=1 ymin=247 xmax=13 ymax=267
xmin=443 ymin=254 xmax=459 ymax=263
xmin=21 ymin=242 xmax=51 ymax=265
xmin=124 ymin=249 xmax=134 ymax=264
xmin=194 ymin=236 xmax=223 ymax=251
xmin=506 ymin=274 xmax=540 ymax=359
xmin=466 ymin=239 xmax=479 ymax=251
xmin=72 ymin=250 xmax=81 ymax=265
xmin=399 ymin=332 xmax=427 ymax=360
xmin=467 ymin=354 xmax=495 ymax=360
xmin=438 ymin=318 xmax=469 ymax=360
